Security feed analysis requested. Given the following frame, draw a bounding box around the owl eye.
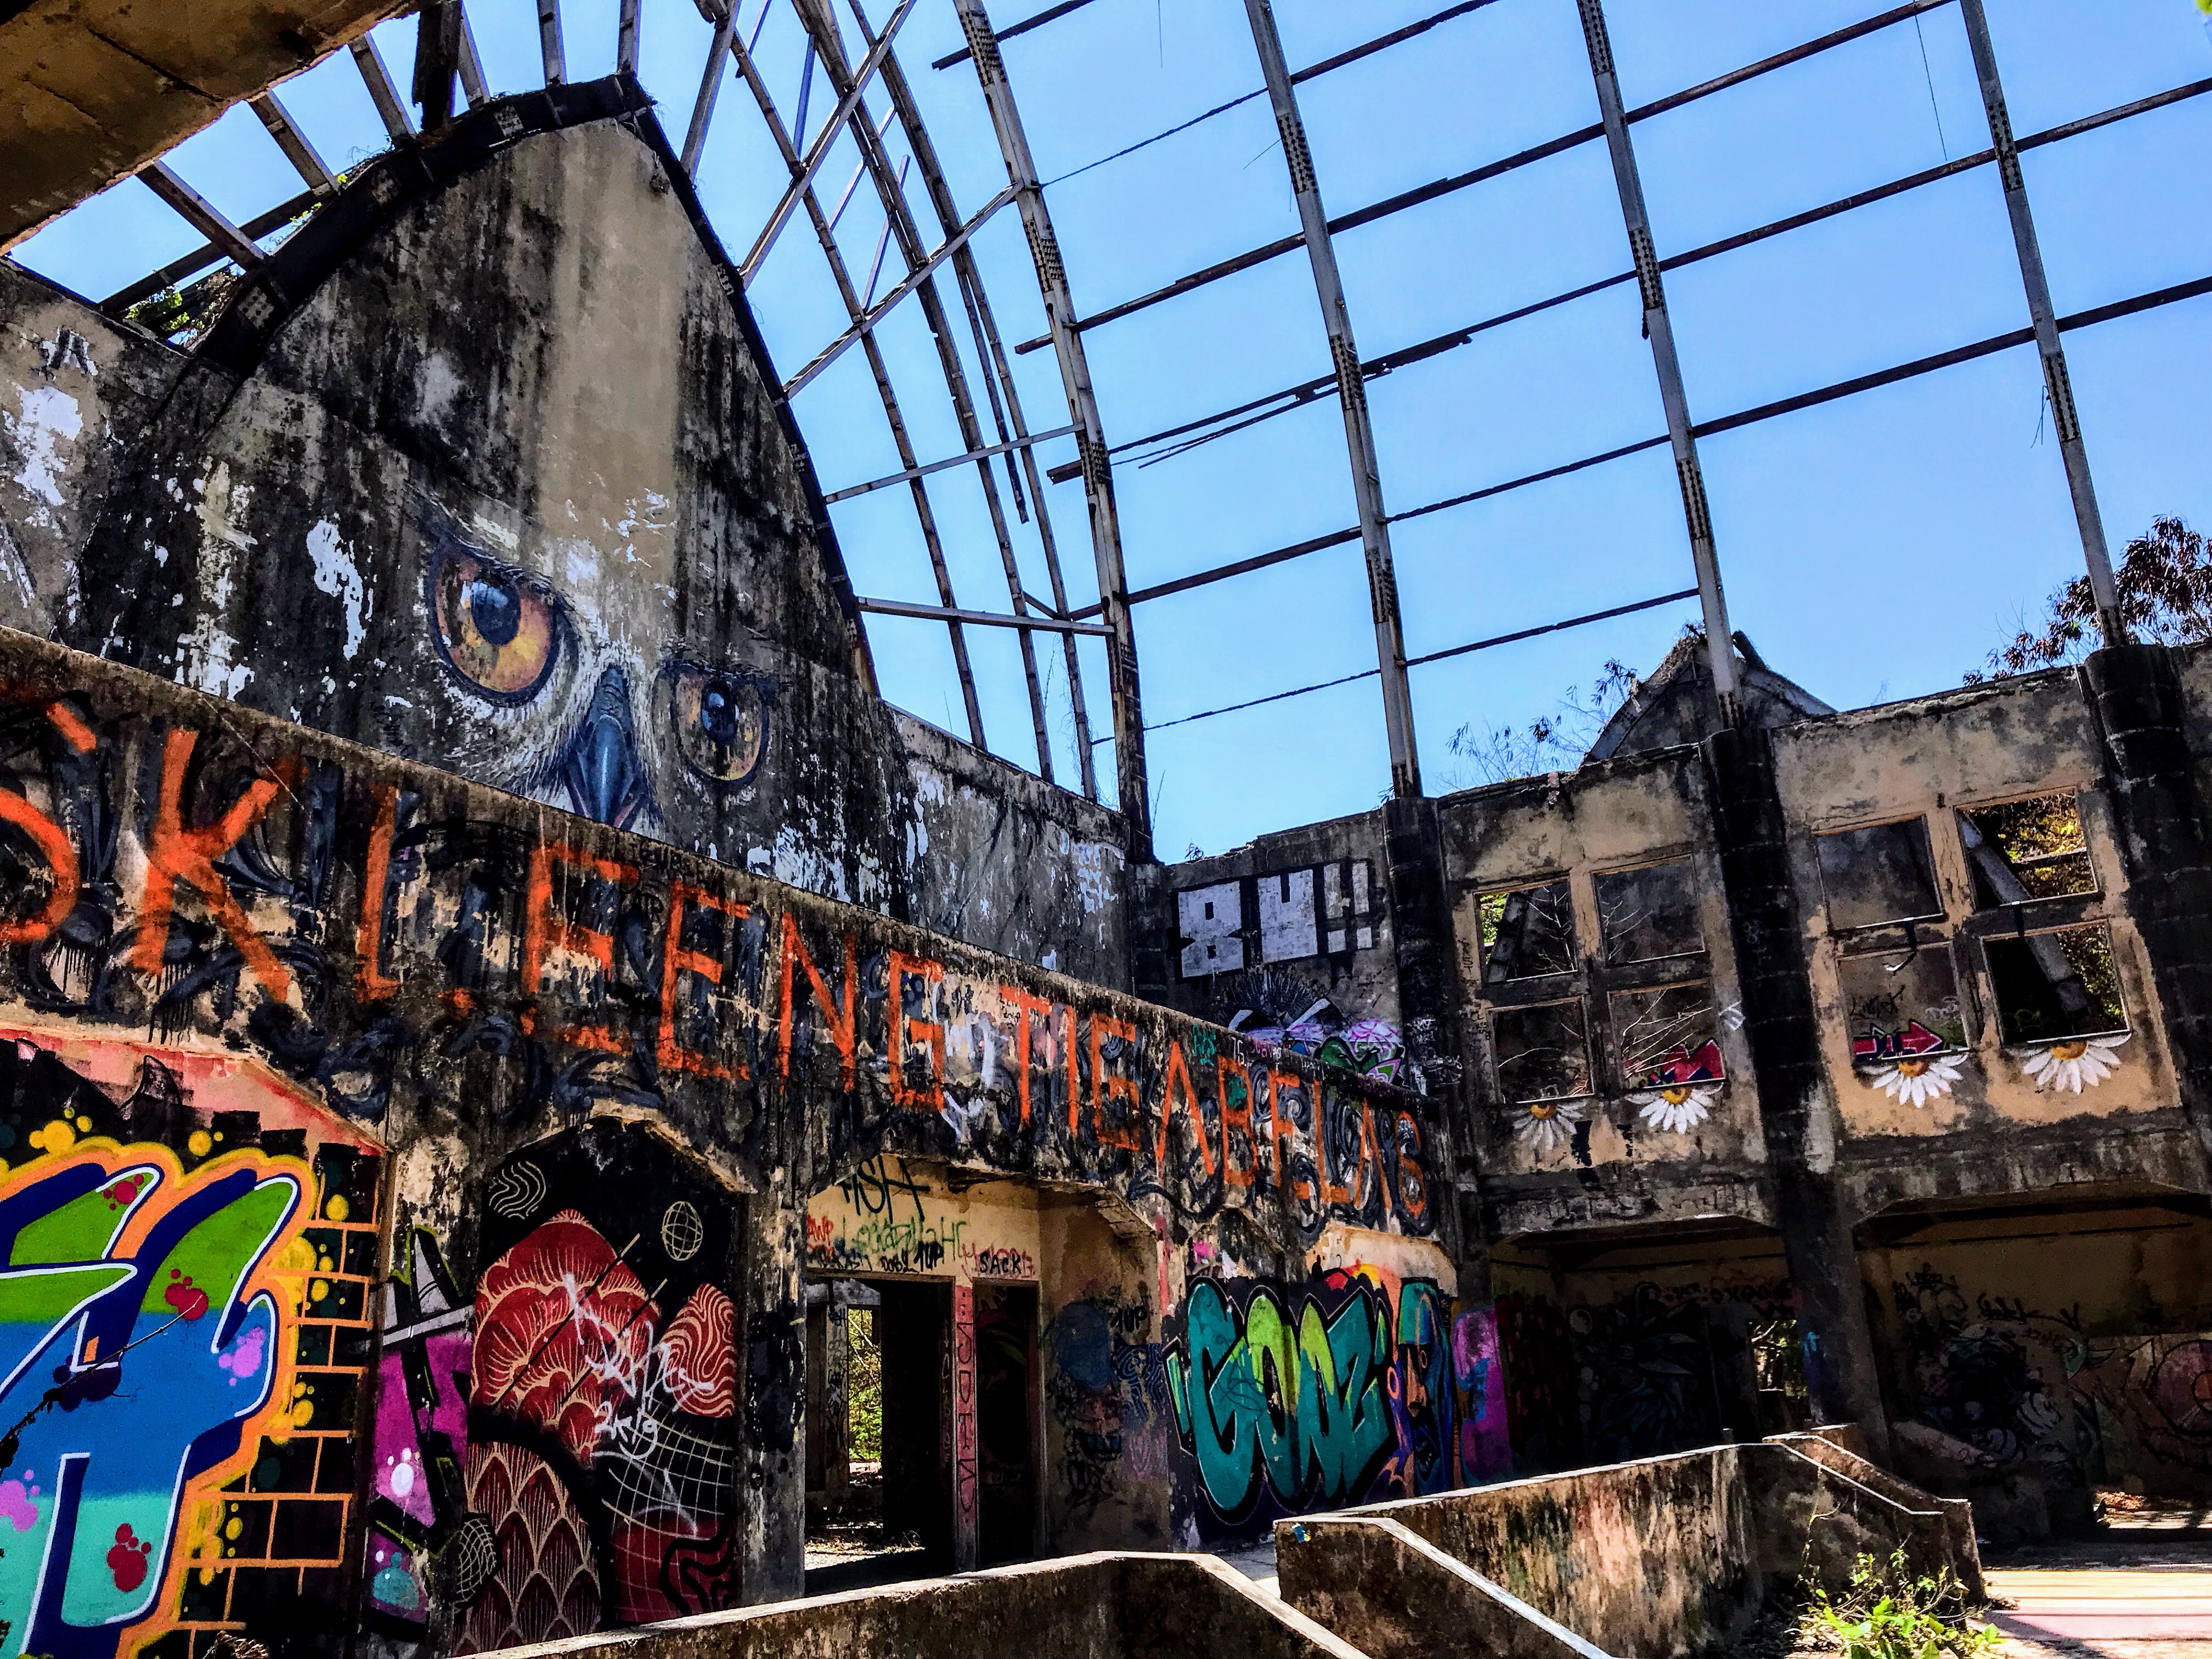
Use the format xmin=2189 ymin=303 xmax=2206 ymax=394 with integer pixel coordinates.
xmin=668 ymin=665 xmax=770 ymax=786
xmin=427 ymin=546 xmax=558 ymax=703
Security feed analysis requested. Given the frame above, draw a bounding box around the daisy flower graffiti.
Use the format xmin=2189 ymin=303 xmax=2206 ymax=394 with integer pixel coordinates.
xmin=2020 ymin=1032 xmax=2129 ymax=1093
xmin=1866 ymin=1052 xmax=1966 ymax=1107
xmin=1630 ymin=1082 xmax=1718 ymax=1133
xmin=1514 ymin=1097 xmax=1585 ymax=1154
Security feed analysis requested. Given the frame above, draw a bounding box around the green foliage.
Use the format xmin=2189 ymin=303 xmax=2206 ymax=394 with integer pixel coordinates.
xmin=848 ymin=1307 xmax=883 ymax=1460
xmin=1801 ymin=1550 xmax=1999 ymax=1659
xmin=1967 ymin=515 xmax=2212 ymax=681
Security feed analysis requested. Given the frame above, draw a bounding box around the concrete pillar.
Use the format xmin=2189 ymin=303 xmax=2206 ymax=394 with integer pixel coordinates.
xmin=741 ymin=1201 xmax=806 ymax=1602
xmin=1703 ymin=726 xmax=1892 ymax=1457
xmin=949 ymin=1281 xmax=979 ymax=1572
xmin=2085 ymin=642 xmax=2212 ymax=1165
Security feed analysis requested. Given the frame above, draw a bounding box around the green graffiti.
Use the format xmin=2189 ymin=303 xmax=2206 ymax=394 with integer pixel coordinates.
xmin=1166 ymin=1279 xmax=1392 ymax=1524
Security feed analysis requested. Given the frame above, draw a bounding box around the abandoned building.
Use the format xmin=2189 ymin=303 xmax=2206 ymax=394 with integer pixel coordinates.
xmin=0 ymin=0 xmax=2204 ymax=1654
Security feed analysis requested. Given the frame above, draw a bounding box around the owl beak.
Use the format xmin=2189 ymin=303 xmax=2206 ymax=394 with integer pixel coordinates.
xmin=560 ymin=667 xmax=648 ymax=827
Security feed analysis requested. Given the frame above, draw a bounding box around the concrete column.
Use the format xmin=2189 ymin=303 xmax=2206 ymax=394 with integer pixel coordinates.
xmin=2085 ymin=643 xmax=2212 ymax=1163
xmin=741 ymin=1201 xmax=807 ymax=1602
xmin=949 ymin=1281 xmax=979 ymax=1571
xmin=1704 ymin=726 xmax=1891 ymax=1457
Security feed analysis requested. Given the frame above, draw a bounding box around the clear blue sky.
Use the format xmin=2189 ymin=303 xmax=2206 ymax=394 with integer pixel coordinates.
xmin=14 ymin=0 xmax=2212 ymax=859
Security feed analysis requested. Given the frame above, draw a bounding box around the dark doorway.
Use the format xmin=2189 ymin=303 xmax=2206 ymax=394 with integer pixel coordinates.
xmin=974 ymin=1284 xmax=1038 ymax=1566
xmin=802 ymin=1278 xmax=944 ymax=1594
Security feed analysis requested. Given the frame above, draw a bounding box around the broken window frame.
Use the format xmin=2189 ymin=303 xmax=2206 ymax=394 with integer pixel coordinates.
xmin=1609 ymin=980 xmax=1726 ymax=1092
xmin=1814 ymin=816 xmax=1945 ymax=934
xmin=1593 ymin=857 xmax=1706 ymax=967
xmin=1476 ymin=877 xmax=1579 ymax=985
xmin=1836 ymin=937 xmax=1970 ymax=1066
xmin=1957 ymin=791 xmax=2099 ymax=911
xmin=1980 ymin=920 xmax=2129 ymax=1047
xmin=1491 ymin=998 xmax=1594 ymax=1105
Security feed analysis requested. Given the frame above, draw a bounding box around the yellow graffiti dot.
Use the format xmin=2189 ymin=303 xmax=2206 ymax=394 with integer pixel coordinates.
xmin=213 ymin=1131 xmax=223 ymax=1142
xmin=223 ymin=1518 xmax=242 ymax=1541
xmin=188 ymin=1130 xmax=213 ymax=1157
xmin=317 ymin=1255 xmax=334 ymax=1273
xmin=274 ymin=1237 xmax=315 ymax=1273
xmin=75 ymin=1115 xmax=90 ymax=1132
xmin=28 ymin=1121 xmax=72 ymax=1154
xmin=325 ymin=1195 xmax=349 ymax=1222
xmin=198 ymin=1567 xmax=216 ymax=1586
xmin=293 ymin=1381 xmax=309 ymax=1399
xmin=291 ymin=1399 xmax=315 ymax=1428
xmin=309 ymin=1279 xmax=329 ymax=1302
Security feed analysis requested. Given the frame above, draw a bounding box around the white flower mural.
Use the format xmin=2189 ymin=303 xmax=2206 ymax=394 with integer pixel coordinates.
xmin=1514 ymin=1097 xmax=1585 ymax=1154
xmin=2020 ymin=1032 xmax=2129 ymax=1093
xmin=1865 ymin=1052 xmax=1966 ymax=1108
xmin=1630 ymin=1083 xmax=1718 ymax=1133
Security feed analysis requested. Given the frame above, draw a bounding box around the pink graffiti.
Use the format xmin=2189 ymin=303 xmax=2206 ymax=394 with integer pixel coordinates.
xmin=218 ymin=1324 xmax=267 ymax=1385
xmin=0 ymin=1471 xmax=40 ymax=1532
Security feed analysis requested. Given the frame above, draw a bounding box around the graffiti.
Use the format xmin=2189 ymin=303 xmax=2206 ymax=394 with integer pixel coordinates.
xmin=964 ymin=1244 xmax=1036 ymax=1281
xmin=1175 ymin=860 xmax=1382 ymax=979
xmin=1568 ymin=1279 xmax=1789 ymax=1468
xmin=1452 ymin=1305 xmax=1513 ymax=1485
xmin=805 ymin=1157 xmax=1039 ymax=1284
xmin=1163 ymin=1271 xmax=1475 ymax=1539
xmin=1043 ymin=1291 xmax=1167 ymax=1519
xmin=0 ymin=1033 xmax=378 ymax=1658
xmin=951 ymin=1284 xmax=977 ymax=1562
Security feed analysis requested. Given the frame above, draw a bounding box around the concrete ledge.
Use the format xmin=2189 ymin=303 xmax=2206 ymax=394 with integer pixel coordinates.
xmin=1277 ymin=1514 xmax=1615 ymax=1659
xmin=1765 ymin=1431 xmax=1984 ymax=1600
xmin=479 ymin=1552 xmax=1367 ymax=1659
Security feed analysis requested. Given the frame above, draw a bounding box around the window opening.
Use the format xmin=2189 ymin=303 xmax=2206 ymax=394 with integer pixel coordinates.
xmin=1960 ymin=793 xmax=2095 ymax=908
xmin=1841 ymin=944 xmax=1968 ymax=1062
xmin=1983 ymin=923 xmax=2126 ymax=1045
xmin=1493 ymin=1001 xmax=1592 ymax=1104
xmin=1478 ymin=879 xmax=1576 ymax=983
xmin=1595 ymin=859 xmax=1703 ymax=964
xmin=1816 ymin=818 xmax=1942 ymax=931
xmin=1611 ymin=982 xmax=1724 ymax=1090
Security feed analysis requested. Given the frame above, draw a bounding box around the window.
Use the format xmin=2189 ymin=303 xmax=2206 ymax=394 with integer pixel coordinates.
xmin=1594 ymin=859 xmax=1703 ymax=964
xmin=1816 ymin=819 xmax=1942 ymax=931
xmin=1610 ymin=983 xmax=1724 ymax=1089
xmin=1838 ymin=945 xmax=1967 ymax=1062
xmin=1492 ymin=1002 xmax=1591 ymax=1103
xmin=1983 ymin=923 xmax=2126 ymax=1045
xmin=1961 ymin=794 xmax=2095 ymax=908
xmin=1478 ymin=880 xmax=1576 ymax=983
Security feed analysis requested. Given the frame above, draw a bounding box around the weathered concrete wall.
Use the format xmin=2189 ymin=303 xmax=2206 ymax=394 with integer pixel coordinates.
xmin=0 ymin=625 xmax=1437 ymax=1655
xmin=898 ymin=709 xmax=1127 ymax=988
xmin=0 ymin=83 xmax=1136 ymax=985
xmin=483 ymin=1553 xmax=1367 ymax=1659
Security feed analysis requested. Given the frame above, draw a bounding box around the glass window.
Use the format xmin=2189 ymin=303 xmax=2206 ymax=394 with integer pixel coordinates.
xmin=1961 ymin=794 xmax=2096 ymax=908
xmin=1983 ymin=923 xmax=2126 ymax=1045
xmin=1493 ymin=1002 xmax=1591 ymax=1103
xmin=1816 ymin=819 xmax=1942 ymax=931
xmin=1838 ymin=945 xmax=1967 ymax=1063
xmin=1594 ymin=859 xmax=1703 ymax=964
xmin=1478 ymin=880 xmax=1576 ymax=984
xmin=1610 ymin=983 xmax=1724 ymax=1089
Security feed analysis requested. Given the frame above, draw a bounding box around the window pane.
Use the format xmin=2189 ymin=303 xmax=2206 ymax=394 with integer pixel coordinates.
xmin=1961 ymin=794 xmax=2095 ymax=907
xmin=1983 ymin=924 xmax=2126 ymax=1044
xmin=1479 ymin=880 xmax=1576 ymax=983
xmin=1611 ymin=983 xmax=1724 ymax=1088
xmin=1838 ymin=944 xmax=1967 ymax=1062
xmin=1594 ymin=859 xmax=1703 ymax=964
xmin=1817 ymin=819 xmax=1942 ymax=930
xmin=1493 ymin=1002 xmax=1591 ymax=1103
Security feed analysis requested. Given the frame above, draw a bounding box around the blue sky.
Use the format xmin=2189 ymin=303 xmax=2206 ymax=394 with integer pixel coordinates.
xmin=13 ymin=0 xmax=2211 ymax=859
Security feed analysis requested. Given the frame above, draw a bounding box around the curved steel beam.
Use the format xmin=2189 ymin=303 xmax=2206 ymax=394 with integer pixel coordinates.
xmin=950 ymin=0 xmax=1150 ymax=852
xmin=1243 ymin=0 xmax=1421 ymax=800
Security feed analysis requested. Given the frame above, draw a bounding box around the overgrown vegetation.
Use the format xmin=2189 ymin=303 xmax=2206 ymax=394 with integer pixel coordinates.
xmin=848 ymin=1307 xmax=883 ymax=1460
xmin=1967 ymin=515 xmax=2212 ymax=681
xmin=1446 ymin=656 xmax=1643 ymax=787
xmin=1799 ymin=1550 xmax=1999 ymax=1659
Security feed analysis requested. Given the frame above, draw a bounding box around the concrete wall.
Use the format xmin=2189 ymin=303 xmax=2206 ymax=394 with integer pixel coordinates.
xmin=0 ymin=625 xmax=1435 ymax=1656
xmin=0 ymin=83 xmax=1132 ymax=985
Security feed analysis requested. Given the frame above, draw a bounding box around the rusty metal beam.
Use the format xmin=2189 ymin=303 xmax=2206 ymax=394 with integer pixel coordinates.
xmin=681 ymin=7 xmax=738 ymax=176
xmin=794 ymin=0 xmax=1058 ymax=786
xmin=249 ymin=93 xmax=339 ymax=198
xmin=823 ymin=424 xmax=1079 ymax=502
xmin=728 ymin=19 xmax=989 ymax=748
xmin=951 ymin=0 xmax=1149 ymax=849
xmin=137 ymin=162 xmax=264 ymax=269
xmin=850 ymin=0 xmax=1102 ymax=797
xmin=1243 ymin=0 xmax=1421 ymax=798
xmin=777 ymin=186 xmax=1016 ymax=398
xmin=856 ymin=597 xmax=1113 ymax=636
xmin=1577 ymin=0 xmax=1739 ymax=726
xmin=739 ymin=0 xmax=921 ymax=281
xmin=1957 ymin=0 xmax=2121 ymax=644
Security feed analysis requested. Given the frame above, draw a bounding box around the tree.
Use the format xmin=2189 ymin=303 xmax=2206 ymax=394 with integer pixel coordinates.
xmin=1445 ymin=656 xmax=1643 ymax=787
xmin=1966 ymin=516 xmax=2212 ymax=682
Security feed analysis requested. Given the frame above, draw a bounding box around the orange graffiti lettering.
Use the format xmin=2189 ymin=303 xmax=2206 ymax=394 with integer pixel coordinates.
xmin=0 ymin=785 xmax=76 ymax=946
xmin=354 ymin=783 xmax=400 ymax=1002
xmin=1157 ymin=1039 xmax=1213 ymax=1178
xmin=659 ymin=882 xmax=748 ymax=1081
xmin=778 ymin=914 xmax=856 ymax=1088
xmin=522 ymin=839 xmax=637 ymax=1053
xmin=888 ymin=950 xmax=945 ymax=1110
xmin=1001 ymin=985 xmax=1051 ymax=1128
xmin=1268 ymin=1071 xmax=1313 ymax=1200
xmin=1091 ymin=1013 xmax=1142 ymax=1152
xmin=1218 ymin=1056 xmax=1255 ymax=1189
xmin=134 ymin=730 xmax=293 ymax=997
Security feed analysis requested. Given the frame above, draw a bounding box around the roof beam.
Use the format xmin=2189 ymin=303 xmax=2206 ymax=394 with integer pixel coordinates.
xmin=823 ymin=424 xmax=1079 ymax=502
xmin=350 ymin=36 xmax=417 ymax=141
xmin=249 ymin=93 xmax=339 ymax=197
xmin=136 ymin=163 xmax=264 ymax=269
xmin=856 ymin=597 xmax=1113 ymax=636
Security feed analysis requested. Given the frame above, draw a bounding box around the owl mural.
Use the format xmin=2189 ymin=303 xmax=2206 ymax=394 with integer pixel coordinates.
xmin=61 ymin=87 xmax=914 ymax=909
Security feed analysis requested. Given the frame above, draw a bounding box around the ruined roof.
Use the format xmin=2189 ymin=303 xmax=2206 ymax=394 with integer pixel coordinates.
xmin=1584 ymin=631 xmax=1835 ymax=764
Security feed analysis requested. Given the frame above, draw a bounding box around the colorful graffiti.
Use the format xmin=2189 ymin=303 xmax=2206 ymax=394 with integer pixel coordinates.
xmin=804 ymin=1158 xmax=1039 ymax=1283
xmin=0 ymin=1032 xmax=378 ymax=1658
xmin=1042 ymin=1290 xmax=1170 ymax=1522
xmin=1163 ymin=1272 xmax=1502 ymax=1539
